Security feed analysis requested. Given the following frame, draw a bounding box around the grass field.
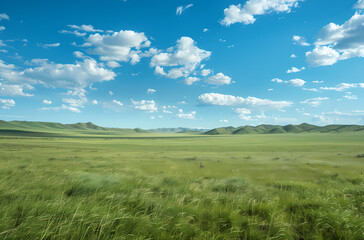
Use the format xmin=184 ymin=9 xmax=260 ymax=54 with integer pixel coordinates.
xmin=0 ymin=132 xmax=363 ymax=239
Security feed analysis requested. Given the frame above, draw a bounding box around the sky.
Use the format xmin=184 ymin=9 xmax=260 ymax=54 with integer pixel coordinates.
xmin=1 ymin=0 xmax=364 ymax=129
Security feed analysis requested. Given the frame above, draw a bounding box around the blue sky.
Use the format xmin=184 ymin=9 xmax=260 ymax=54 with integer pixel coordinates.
xmin=1 ymin=0 xmax=364 ymax=128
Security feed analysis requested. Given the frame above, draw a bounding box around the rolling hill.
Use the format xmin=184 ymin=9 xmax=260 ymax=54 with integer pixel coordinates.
xmin=204 ymin=123 xmax=364 ymax=135
xmin=0 ymin=120 xmax=149 ymax=137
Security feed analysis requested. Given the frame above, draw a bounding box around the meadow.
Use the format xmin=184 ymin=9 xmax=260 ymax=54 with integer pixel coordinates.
xmin=0 ymin=132 xmax=363 ymax=239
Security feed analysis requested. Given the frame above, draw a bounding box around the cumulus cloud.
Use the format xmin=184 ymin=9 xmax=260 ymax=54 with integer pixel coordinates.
xmin=306 ymin=46 xmax=340 ymax=66
xmin=300 ymin=97 xmax=329 ymax=107
xmin=205 ymin=73 xmax=232 ymax=85
xmin=151 ymin=37 xmax=211 ymax=79
xmin=22 ymin=58 xmax=116 ymax=90
xmin=154 ymin=66 xmax=166 ymax=76
xmin=235 ymin=108 xmax=252 ymax=120
xmin=198 ymin=93 xmax=292 ymax=110
xmin=176 ymin=4 xmax=193 ymax=15
xmin=343 ymin=92 xmax=358 ymax=100
xmin=306 ymin=13 xmax=364 ymax=66
xmin=0 ymin=83 xmax=34 ymax=96
xmin=0 ymin=98 xmax=15 ymax=109
xmin=290 ymin=54 xmax=297 ymax=58
xmin=147 ymin=88 xmax=156 ymax=94
xmin=106 ymin=61 xmax=120 ymax=68
xmin=292 ymin=35 xmax=310 ymax=46
xmin=85 ymin=30 xmax=151 ymax=64
xmin=272 ymin=78 xmax=305 ymax=87
xmin=355 ymin=0 xmax=364 ymax=9
xmin=92 ymin=100 xmax=98 ymax=105
xmin=320 ymin=83 xmax=364 ymax=91
xmin=201 ymin=68 xmax=211 ymax=76
xmin=176 ymin=109 xmax=196 ymax=119
xmin=286 ymin=66 xmax=305 ymax=73
xmin=0 ymin=13 xmax=9 ymax=21
xmin=184 ymin=77 xmax=200 ymax=85
xmin=42 ymin=100 xmax=52 ymax=104
xmin=131 ymin=99 xmax=157 ymax=112
xmin=221 ymin=0 xmax=303 ymax=26
xmin=0 ymin=26 xmax=5 ymax=31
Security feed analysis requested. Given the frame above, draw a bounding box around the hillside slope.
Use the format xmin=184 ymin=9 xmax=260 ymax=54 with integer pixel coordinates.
xmin=0 ymin=120 xmax=149 ymax=136
xmin=204 ymin=124 xmax=364 ymax=135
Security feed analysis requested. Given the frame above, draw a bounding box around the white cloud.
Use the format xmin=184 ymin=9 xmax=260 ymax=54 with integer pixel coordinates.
xmin=42 ymin=100 xmax=52 ymax=104
xmin=221 ymin=0 xmax=303 ymax=26
xmin=292 ymin=35 xmax=310 ymax=46
xmin=203 ymin=28 xmax=209 ymax=32
xmin=272 ymin=78 xmax=305 ymax=87
xmin=0 ymin=13 xmax=9 ymax=21
xmin=198 ymin=93 xmax=292 ymax=110
xmin=343 ymin=92 xmax=358 ymax=100
xmin=306 ymin=46 xmax=340 ymax=66
xmin=0 ymin=98 xmax=15 ymax=109
xmin=312 ymin=80 xmax=324 ymax=83
xmin=287 ymin=78 xmax=306 ymax=87
xmin=302 ymin=88 xmax=319 ymax=92
xmin=176 ymin=4 xmax=193 ymax=15
xmin=300 ymin=97 xmax=329 ymax=107
xmin=41 ymin=43 xmax=60 ymax=48
xmin=286 ymin=66 xmax=305 ymax=73
xmin=320 ymin=83 xmax=363 ymax=91
xmin=131 ymin=99 xmax=157 ymax=112
xmin=176 ymin=109 xmax=196 ymax=119
xmin=201 ymin=68 xmax=211 ymax=76
xmin=109 ymin=91 xmax=114 ymax=96
xmin=151 ymin=37 xmax=211 ymax=79
xmin=84 ymin=30 xmax=151 ymax=64
xmin=147 ymin=88 xmax=156 ymax=94
xmin=59 ymin=30 xmax=86 ymax=37
xmin=220 ymin=119 xmax=229 ymax=123
xmin=112 ymin=99 xmax=123 ymax=106
xmin=184 ymin=77 xmax=200 ymax=85
xmin=235 ymin=108 xmax=252 ymax=120
xmin=68 ymin=24 xmax=103 ymax=33
xmin=306 ymin=13 xmax=364 ymax=66
xmin=0 ymin=83 xmax=33 ymax=96
xmin=205 ymin=73 xmax=232 ymax=85
xmin=0 ymin=26 xmax=5 ymax=31
xmin=73 ymin=51 xmax=87 ymax=59
xmin=355 ymin=0 xmax=364 ymax=9
xmin=21 ymin=59 xmax=115 ymax=90
xmin=154 ymin=66 xmax=166 ymax=76
xmin=106 ymin=61 xmax=120 ymax=68
xmin=40 ymin=104 xmax=81 ymax=113
xmin=92 ymin=100 xmax=98 ymax=105
xmin=290 ymin=54 xmax=297 ymax=58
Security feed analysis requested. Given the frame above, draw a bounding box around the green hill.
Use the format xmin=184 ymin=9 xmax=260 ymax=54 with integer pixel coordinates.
xmin=0 ymin=120 xmax=150 ymax=137
xmin=283 ymin=124 xmax=303 ymax=133
xmin=269 ymin=127 xmax=287 ymax=134
xmin=204 ymin=124 xmax=364 ymax=135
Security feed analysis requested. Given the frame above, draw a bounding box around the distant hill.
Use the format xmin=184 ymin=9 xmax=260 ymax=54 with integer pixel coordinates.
xmin=204 ymin=124 xmax=364 ymax=135
xmin=148 ymin=127 xmax=208 ymax=133
xmin=0 ymin=120 xmax=149 ymax=137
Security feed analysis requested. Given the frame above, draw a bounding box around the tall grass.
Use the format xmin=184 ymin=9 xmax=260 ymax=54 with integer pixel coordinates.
xmin=0 ymin=134 xmax=363 ymax=239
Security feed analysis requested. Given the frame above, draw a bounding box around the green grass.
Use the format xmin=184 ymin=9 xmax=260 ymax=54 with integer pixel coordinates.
xmin=0 ymin=133 xmax=363 ymax=239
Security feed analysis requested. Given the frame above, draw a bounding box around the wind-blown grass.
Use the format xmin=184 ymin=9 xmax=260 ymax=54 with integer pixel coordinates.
xmin=0 ymin=133 xmax=363 ymax=239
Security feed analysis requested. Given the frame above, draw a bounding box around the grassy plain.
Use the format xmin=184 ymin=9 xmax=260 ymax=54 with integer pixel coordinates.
xmin=0 ymin=132 xmax=363 ymax=239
